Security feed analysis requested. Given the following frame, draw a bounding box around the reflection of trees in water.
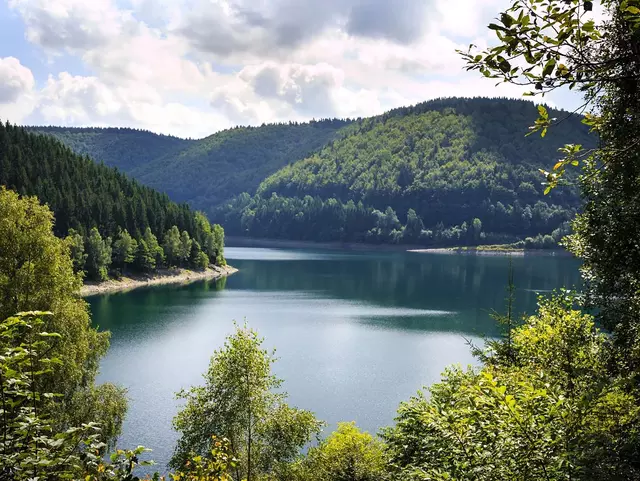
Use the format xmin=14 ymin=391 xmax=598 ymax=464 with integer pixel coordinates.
xmin=90 ymin=253 xmax=580 ymax=338
xmin=88 ymin=276 xmax=229 ymax=331
xmin=230 ymin=254 xmax=580 ymax=316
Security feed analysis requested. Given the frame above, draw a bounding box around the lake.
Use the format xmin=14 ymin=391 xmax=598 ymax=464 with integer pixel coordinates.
xmin=90 ymin=247 xmax=581 ymax=471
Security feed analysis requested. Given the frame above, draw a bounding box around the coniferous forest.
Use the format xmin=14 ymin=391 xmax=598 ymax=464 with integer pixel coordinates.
xmin=0 ymin=122 xmax=225 ymax=281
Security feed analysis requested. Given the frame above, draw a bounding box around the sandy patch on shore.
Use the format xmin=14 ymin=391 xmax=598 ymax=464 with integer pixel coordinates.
xmin=79 ymin=265 xmax=238 ymax=297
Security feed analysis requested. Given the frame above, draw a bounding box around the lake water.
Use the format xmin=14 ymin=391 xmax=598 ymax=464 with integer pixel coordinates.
xmin=90 ymin=247 xmax=581 ymax=470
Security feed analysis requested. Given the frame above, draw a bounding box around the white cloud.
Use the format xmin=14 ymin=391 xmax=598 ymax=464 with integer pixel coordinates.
xmin=175 ymin=0 xmax=435 ymax=60
xmin=37 ymin=72 xmax=230 ymax=137
xmin=0 ymin=57 xmax=37 ymax=123
xmin=240 ymin=62 xmax=343 ymax=116
xmin=8 ymin=0 xmax=134 ymax=52
xmin=0 ymin=56 xmax=35 ymax=103
xmin=5 ymin=0 xmax=552 ymax=136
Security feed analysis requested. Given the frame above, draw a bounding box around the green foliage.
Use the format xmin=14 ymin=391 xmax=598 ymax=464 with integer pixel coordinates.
xmin=218 ymin=192 xmax=567 ymax=248
xmin=1 ymin=122 xmax=196 ymax=240
xmin=459 ymin=0 xmax=640 ymax=381
xmin=0 ymin=188 xmax=126 ymax=443
xmin=163 ymin=226 xmax=182 ymax=267
xmin=193 ymin=212 xmax=224 ymax=267
xmin=170 ymin=437 xmax=237 ymax=480
xmin=292 ymin=422 xmax=386 ymax=481
xmin=171 ymin=324 xmax=323 ymax=481
xmin=179 ymin=231 xmax=193 ymax=267
xmin=66 ymin=228 xmax=88 ymax=274
xmin=30 ymin=99 xmax=592 ymax=248
xmin=0 ymin=311 xmax=154 ymax=480
xmin=189 ymin=241 xmax=209 ymax=271
xmin=215 ymin=98 xmax=592 ymax=246
xmin=112 ymin=229 xmax=138 ymax=273
xmin=86 ymin=227 xmax=112 ymax=281
xmin=134 ymin=239 xmax=156 ymax=273
xmin=143 ymin=228 xmax=165 ymax=269
xmin=31 ymin=120 xmax=352 ymax=213
xmin=459 ymin=1 xmax=606 ymax=98
xmin=383 ymin=295 xmax=640 ymax=481
xmin=0 ymin=122 xmax=227 ymax=274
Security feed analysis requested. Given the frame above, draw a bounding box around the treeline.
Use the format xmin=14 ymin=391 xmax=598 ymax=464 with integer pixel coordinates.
xmin=216 ymin=192 xmax=572 ymax=248
xmin=67 ymin=216 xmax=224 ymax=281
xmin=31 ymin=118 xmax=353 ymax=212
xmin=0 ymin=122 xmax=225 ymax=280
xmin=212 ymin=99 xmax=592 ymax=246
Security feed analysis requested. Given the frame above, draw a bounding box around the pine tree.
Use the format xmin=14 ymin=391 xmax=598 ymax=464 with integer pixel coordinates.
xmin=85 ymin=227 xmax=112 ymax=281
xmin=112 ymin=228 xmax=137 ymax=273
xmin=179 ymin=230 xmax=192 ymax=267
xmin=134 ymin=238 xmax=155 ymax=272
xmin=65 ymin=228 xmax=87 ymax=274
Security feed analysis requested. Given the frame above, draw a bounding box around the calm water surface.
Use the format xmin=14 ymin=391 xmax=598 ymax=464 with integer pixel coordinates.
xmin=91 ymin=247 xmax=581 ymax=470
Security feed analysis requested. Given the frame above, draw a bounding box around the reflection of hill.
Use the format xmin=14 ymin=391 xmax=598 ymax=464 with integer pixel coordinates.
xmin=90 ymin=250 xmax=581 ymax=338
xmin=226 ymin=251 xmax=581 ymax=317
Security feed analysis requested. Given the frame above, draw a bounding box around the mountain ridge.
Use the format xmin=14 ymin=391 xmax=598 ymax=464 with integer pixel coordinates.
xmin=28 ymin=97 xmax=595 ymax=247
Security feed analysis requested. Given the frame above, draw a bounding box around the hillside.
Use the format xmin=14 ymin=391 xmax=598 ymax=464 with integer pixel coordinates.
xmin=0 ymin=122 xmax=225 ymax=280
xmin=30 ymin=126 xmax=190 ymax=172
xmin=31 ymin=119 xmax=352 ymax=212
xmin=216 ymin=98 xmax=595 ymax=246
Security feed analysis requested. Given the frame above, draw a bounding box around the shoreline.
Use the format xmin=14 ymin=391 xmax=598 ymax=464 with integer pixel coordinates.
xmin=79 ymin=265 xmax=238 ymax=297
xmin=226 ymin=236 xmax=572 ymax=257
xmin=408 ymin=247 xmax=572 ymax=257
xmin=226 ymin=236 xmax=427 ymax=252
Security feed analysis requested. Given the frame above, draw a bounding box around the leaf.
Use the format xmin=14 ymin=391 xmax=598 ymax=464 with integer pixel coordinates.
xmin=542 ymin=58 xmax=556 ymax=77
xmin=626 ymin=6 xmax=640 ymax=14
xmin=537 ymin=105 xmax=548 ymax=118
xmin=500 ymin=13 xmax=515 ymax=27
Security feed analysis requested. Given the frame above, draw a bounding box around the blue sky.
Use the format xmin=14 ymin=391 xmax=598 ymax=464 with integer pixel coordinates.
xmin=0 ymin=0 xmax=584 ymax=138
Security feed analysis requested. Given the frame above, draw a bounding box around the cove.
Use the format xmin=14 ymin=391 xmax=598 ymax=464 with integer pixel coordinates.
xmin=90 ymin=247 xmax=581 ymax=470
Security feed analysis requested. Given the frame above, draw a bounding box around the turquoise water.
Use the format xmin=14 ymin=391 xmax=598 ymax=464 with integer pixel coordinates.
xmin=90 ymin=247 xmax=581 ymax=470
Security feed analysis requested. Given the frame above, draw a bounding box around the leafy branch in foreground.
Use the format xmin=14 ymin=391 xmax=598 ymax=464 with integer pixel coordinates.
xmin=459 ymin=0 xmax=640 ymax=186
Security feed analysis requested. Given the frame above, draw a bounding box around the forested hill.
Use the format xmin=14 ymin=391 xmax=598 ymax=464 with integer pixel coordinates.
xmin=216 ymin=98 xmax=596 ymax=247
xmin=31 ymin=126 xmax=190 ymax=172
xmin=30 ymin=119 xmax=352 ymax=212
xmin=0 ymin=122 xmax=225 ymax=280
xmin=29 ymin=97 xmax=596 ymax=248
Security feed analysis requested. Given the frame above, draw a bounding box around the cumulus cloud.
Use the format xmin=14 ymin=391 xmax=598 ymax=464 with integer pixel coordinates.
xmin=0 ymin=57 xmax=37 ymax=123
xmin=38 ymin=73 xmax=127 ymax=124
xmin=0 ymin=57 xmax=35 ymax=103
xmin=5 ymin=0 xmax=547 ymax=136
xmin=241 ymin=63 xmax=343 ymax=116
xmin=8 ymin=0 xmax=135 ymax=52
xmin=346 ymin=0 xmax=428 ymax=43
xmin=176 ymin=0 xmax=434 ymax=59
xmin=35 ymin=72 xmax=231 ymax=137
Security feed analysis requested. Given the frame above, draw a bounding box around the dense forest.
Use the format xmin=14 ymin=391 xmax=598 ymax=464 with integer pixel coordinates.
xmin=34 ymin=98 xmax=594 ymax=248
xmin=216 ymin=98 xmax=593 ymax=247
xmin=31 ymin=119 xmax=352 ymax=211
xmin=0 ymin=122 xmax=225 ymax=280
